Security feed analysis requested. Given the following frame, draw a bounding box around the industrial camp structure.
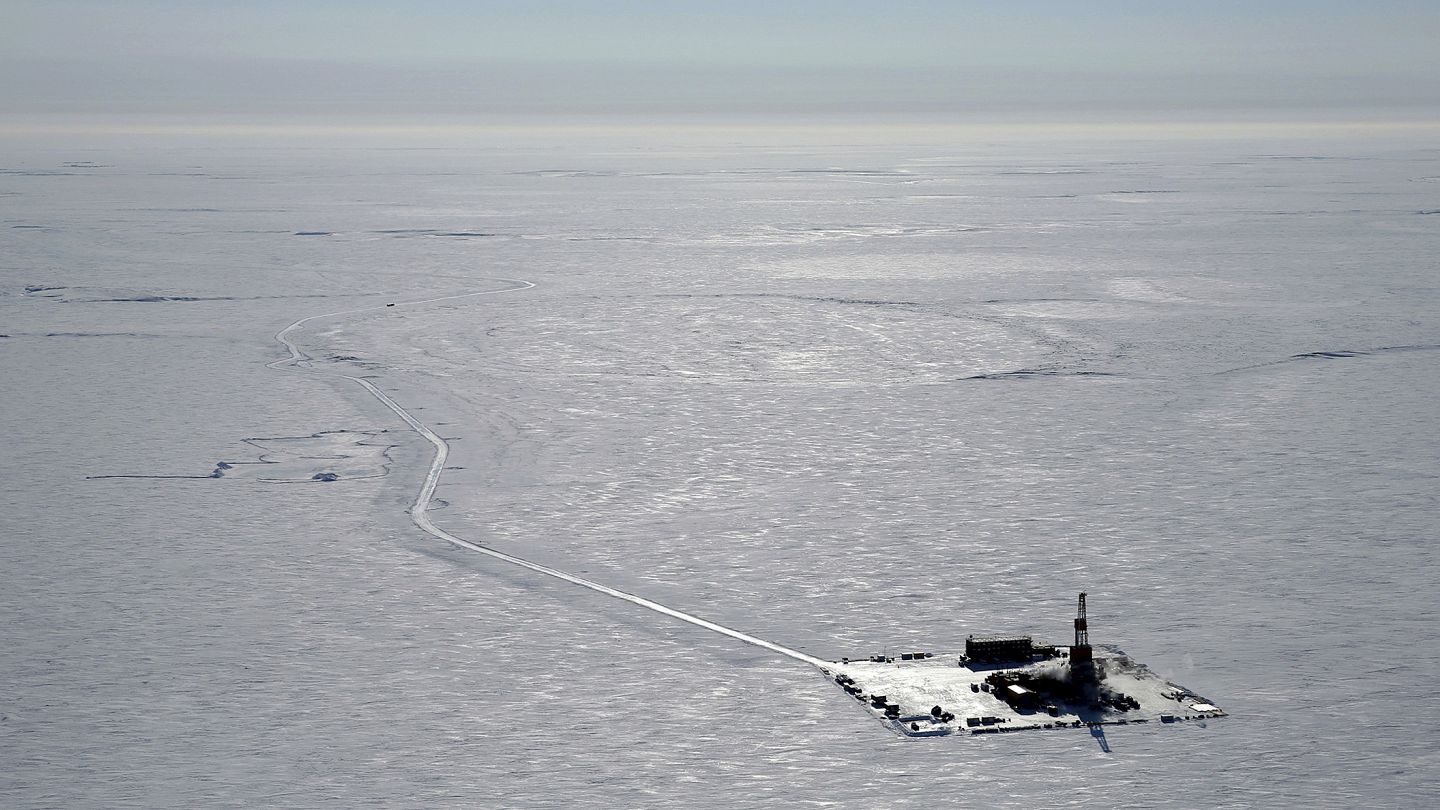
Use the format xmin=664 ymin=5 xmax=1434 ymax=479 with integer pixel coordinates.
xmin=964 ymin=634 xmax=1034 ymax=662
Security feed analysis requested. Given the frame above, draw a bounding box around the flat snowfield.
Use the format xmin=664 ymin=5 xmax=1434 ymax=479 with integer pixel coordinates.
xmin=2 ymin=128 xmax=1438 ymax=807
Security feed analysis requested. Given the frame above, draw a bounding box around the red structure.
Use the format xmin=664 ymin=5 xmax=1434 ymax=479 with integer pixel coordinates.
xmin=1070 ymin=592 xmax=1095 ymax=678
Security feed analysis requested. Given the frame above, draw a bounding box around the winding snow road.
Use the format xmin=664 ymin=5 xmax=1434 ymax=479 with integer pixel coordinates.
xmin=271 ymin=282 xmax=829 ymax=669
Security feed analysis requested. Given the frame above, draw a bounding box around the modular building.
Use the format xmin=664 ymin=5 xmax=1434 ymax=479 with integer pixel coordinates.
xmin=1000 ymin=684 xmax=1041 ymax=710
xmin=965 ymin=635 xmax=1034 ymax=661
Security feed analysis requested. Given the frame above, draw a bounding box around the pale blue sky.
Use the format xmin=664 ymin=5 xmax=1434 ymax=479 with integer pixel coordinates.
xmin=5 ymin=1 xmax=1439 ymax=117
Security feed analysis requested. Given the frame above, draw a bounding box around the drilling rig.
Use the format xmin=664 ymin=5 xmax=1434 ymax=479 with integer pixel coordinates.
xmin=1070 ymin=592 xmax=1096 ymax=682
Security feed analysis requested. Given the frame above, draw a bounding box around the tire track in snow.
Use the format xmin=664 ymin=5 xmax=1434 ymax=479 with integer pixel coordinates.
xmin=270 ymin=281 xmax=829 ymax=669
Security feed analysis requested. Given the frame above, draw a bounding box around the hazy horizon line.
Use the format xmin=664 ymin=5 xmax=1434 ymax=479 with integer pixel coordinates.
xmin=4 ymin=110 xmax=1440 ymax=144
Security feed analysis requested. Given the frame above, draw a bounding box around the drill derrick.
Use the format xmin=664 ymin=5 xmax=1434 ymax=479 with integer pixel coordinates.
xmin=1070 ymin=592 xmax=1095 ymax=681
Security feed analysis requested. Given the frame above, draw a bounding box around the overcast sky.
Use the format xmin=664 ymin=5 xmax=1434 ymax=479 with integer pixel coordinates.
xmin=5 ymin=0 xmax=1439 ymax=118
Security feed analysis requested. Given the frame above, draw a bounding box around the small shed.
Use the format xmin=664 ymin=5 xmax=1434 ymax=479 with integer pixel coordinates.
xmin=1000 ymin=684 xmax=1040 ymax=709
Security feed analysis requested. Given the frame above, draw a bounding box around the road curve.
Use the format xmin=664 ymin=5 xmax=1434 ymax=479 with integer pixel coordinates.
xmin=270 ymin=281 xmax=829 ymax=670
xmin=269 ymin=281 xmax=538 ymax=371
